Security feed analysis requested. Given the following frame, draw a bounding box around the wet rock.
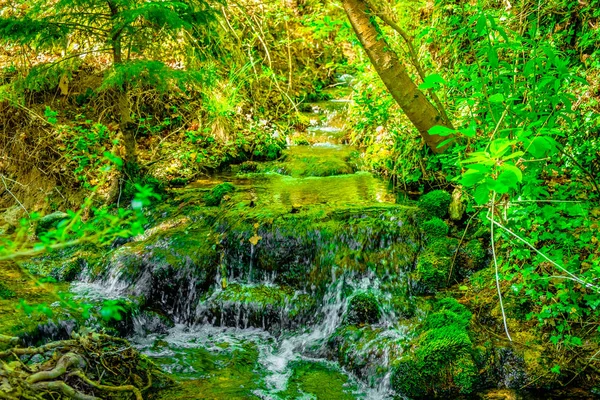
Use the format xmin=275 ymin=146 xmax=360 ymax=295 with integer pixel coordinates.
xmin=134 ymin=310 xmax=175 ymax=335
xmin=35 ymin=211 xmax=69 ymax=235
xmin=20 ymin=319 xmax=78 ymax=347
xmin=345 ymin=292 xmax=381 ymax=325
xmin=328 ymin=325 xmax=406 ymax=385
xmin=196 ymin=283 xmax=316 ymax=332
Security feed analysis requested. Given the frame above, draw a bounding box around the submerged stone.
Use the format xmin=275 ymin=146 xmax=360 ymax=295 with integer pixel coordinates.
xmin=204 ymin=182 xmax=236 ymax=206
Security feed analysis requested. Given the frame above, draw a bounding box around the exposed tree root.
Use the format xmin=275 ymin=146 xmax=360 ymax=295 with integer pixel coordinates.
xmin=0 ymin=331 xmax=172 ymax=399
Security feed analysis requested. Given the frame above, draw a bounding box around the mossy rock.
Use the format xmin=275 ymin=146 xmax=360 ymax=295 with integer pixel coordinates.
xmin=345 ymin=292 xmax=381 ymax=325
xmin=278 ymin=146 xmax=356 ymax=177
xmin=422 ymin=217 xmax=449 ymax=238
xmin=197 ymin=283 xmax=317 ymax=331
xmin=328 ymin=325 xmax=406 ymax=383
xmin=418 ymin=190 xmax=451 ymax=219
xmin=391 ymin=298 xmax=478 ymax=398
xmin=411 ymin=238 xmax=458 ymax=294
xmin=203 ymin=182 xmax=236 ymax=206
xmin=35 ymin=211 xmax=69 ymax=236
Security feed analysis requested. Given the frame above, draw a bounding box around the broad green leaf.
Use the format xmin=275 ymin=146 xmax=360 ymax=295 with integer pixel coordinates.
xmin=498 ymin=169 xmax=520 ymax=189
xmin=501 ymin=163 xmax=523 ymax=182
xmin=502 ymin=151 xmax=524 ymax=161
xmin=429 ymin=125 xmax=456 ymax=136
xmin=489 ymin=138 xmax=515 ymax=157
xmin=474 ymin=185 xmax=489 ymax=205
xmin=460 ymin=170 xmax=485 ymax=187
xmin=488 ymin=93 xmax=504 ymax=103
xmin=418 ymin=74 xmax=447 ymax=90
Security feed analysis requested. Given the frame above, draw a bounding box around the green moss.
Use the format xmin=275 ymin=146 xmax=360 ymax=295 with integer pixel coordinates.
xmin=279 ymin=360 xmax=357 ymax=400
xmin=345 ymin=292 xmax=381 ymax=325
xmin=422 ymin=217 xmax=449 ymax=238
xmin=419 ymin=190 xmax=451 ymax=218
xmin=328 ymin=325 xmax=407 ymax=385
xmin=200 ymin=283 xmax=317 ymax=328
xmin=391 ymin=298 xmax=478 ymax=398
xmin=203 ymin=182 xmax=236 ymax=206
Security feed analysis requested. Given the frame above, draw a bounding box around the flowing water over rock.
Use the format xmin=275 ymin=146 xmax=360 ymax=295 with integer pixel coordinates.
xmin=67 ymin=96 xmax=575 ymax=399
xmin=71 ymin=96 xmax=418 ymax=398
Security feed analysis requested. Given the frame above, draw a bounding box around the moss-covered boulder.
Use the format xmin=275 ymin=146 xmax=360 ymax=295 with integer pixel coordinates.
xmin=411 ymin=237 xmax=458 ymax=294
xmin=344 ymin=292 xmax=381 ymax=325
xmin=391 ymin=298 xmax=479 ymax=398
xmin=418 ymin=190 xmax=451 ymax=219
xmin=88 ymin=225 xmax=219 ymax=323
xmin=422 ymin=217 xmax=449 ymax=239
xmin=458 ymin=239 xmax=487 ymax=272
xmin=328 ymin=325 xmax=406 ymax=384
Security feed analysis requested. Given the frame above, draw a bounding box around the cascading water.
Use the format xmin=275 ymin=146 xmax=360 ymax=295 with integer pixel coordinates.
xmin=71 ymin=88 xmax=415 ymax=399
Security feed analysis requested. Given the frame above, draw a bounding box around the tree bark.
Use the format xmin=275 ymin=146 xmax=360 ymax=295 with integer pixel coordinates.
xmin=342 ymin=0 xmax=453 ymax=153
xmin=108 ymin=0 xmax=137 ymax=174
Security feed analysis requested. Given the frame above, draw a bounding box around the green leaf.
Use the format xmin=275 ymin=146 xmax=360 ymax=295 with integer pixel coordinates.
xmin=497 ymin=169 xmax=520 ymax=190
xmin=418 ymin=74 xmax=447 ymax=90
xmin=489 ymin=138 xmax=515 ymax=157
xmin=488 ymin=93 xmax=504 ymax=103
xmin=500 ymin=163 xmax=523 ymax=182
xmin=460 ymin=170 xmax=485 ymax=187
xmin=501 ymin=151 xmax=524 ymax=161
xmin=429 ymin=125 xmax=456 ymax=136
xmin=474 ymin=185 xmax=490 ymax=205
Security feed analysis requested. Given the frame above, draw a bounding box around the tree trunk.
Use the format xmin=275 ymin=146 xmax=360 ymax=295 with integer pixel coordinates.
xmin=342 ymin=0 xmax=453 ymax=153
xmin=108 ymin=0 xmax=137 ymax=174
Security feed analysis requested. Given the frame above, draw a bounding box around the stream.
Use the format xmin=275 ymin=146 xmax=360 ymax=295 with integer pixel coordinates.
xmin=66 ymin=93 xmax=586 ymax=399
xmin=72 ymin=94 xmax=410 ymax=399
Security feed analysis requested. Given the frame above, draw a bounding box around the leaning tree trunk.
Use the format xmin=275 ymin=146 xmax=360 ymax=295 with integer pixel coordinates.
xmin=342 ymin=0 xmax=453 ymax=153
